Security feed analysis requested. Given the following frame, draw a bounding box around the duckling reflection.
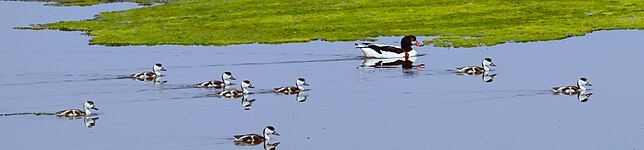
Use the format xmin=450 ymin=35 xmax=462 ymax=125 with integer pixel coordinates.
xmin=296 ymin=92 xmax=308 ymax=103
xmin=481 ymin=73 xmax=498 ymax=83
xmin=84 ymin=116 xmax=99 ymax=128
xmin=264 ymin=141 xmax=280 ymax=150
xmin=241 ymin=94 xmax=256 ymax=110
xmin=553 ymin=89 xmax=594 ymax=103
xmin=361 ymin=57 xmax=423 ymax=69
xmin=457 ymin=70 xmax=498 ymax=83
xmin=577 ymin=92 xmax=593 ymax=102
xmin=131 ymin=76 xmax=167 ymax=84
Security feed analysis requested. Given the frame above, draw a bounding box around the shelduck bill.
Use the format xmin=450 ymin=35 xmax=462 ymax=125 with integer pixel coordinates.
xmin=456 ymin=57 xmax=496 ymax=74
xmin=273 ymin=78 xmax=309 ymax=94
xmin=355 ymin=35 xmax=423 ymax=58
xmin=552 ymin=77 xmax=592 ymax=94
xmin=217 ymin=80 xmax=254 ymax=98
xmin=196 ymin=72 xmax=236 ymax=88
xmin=234 ymin=125 xmax=280 ymax=146
xmin=56 ymin=100 xmax=99 ymax=117
xmin=130 ymin=63 xmax=167 ymax=80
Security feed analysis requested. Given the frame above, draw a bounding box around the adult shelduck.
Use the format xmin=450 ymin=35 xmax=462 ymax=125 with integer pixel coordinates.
xmin=355 ymin=35 xmax=424 ymax=58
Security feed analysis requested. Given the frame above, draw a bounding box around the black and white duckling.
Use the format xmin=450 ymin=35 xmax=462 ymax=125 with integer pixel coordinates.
xmin=196 ymin=72 xmax=236 ymax=88
xmin=234 ymin=125 xmax=280 ymax=146
xmin=217 ymin=80 xmax=254 ymax=98
xmin=241 ymin=94 xmax=256 ymax=110
xmin=274 ymin=78 xmax=309 ymax=94
xmin=355 ymin=36 xmax=424 ymax=58
xmin=130 ymin=63 xmax=167 ymax=80
xmin=56 ymin=100 xmax=99 ymax=117
xmin=457 ymin=57 xmax=496 ymax=74
xmin=552 ymin=77 xmax=592 ymax=94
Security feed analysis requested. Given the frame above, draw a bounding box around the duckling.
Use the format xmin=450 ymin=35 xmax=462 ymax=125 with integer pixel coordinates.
xmin=552 ymin=77 xmax=592 ymax=94
xmin=196 ymin=72 xmax=236 ymax=88
xmin=456 ymin=58 xmax=496 ymax=74
xmin=130 ymin=63 xmax=167 ymax=80
xmin=274 ymin=78 xmax=309 ymax=94
xmin=56 ymin=100 xmax=99 ymax=117
xmin=217 ymin=80 xmax=254 ymax=98
xmin=234 ymin=125 xmax=280 ymax=146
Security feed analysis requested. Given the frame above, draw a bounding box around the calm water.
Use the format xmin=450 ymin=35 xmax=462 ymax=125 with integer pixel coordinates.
xmin=1 ymin=2 xmax=644 ymax=149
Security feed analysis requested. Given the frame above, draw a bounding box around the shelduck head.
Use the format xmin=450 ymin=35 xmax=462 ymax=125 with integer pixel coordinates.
xmin=222 ymin=72 xmax=236 ymax=84
xmin=482 ymin=58 xmax=496 ymax=67
xmin=240 ymin=80 xmax=254 ymax=94
xmin=242 ymin=80 xmax=255 ymax=89
xmin=153 ymin=63 xmax=167 ymax=72
xmin=577 ymin=77 xmax=592 ymax=90
xmin=402 ymin=36 xmax=424 ymax=47
xmin=83 ymin=100 xmax=99 ymax=115
xmin=263 ymin=125 xmax=280 ymax=140
xmin=297 ymin=78 xmax=309 ymax=87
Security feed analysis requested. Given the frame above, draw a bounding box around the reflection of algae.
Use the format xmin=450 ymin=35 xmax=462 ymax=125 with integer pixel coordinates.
xmin=17 ymin=0 xmax=644 ymax=47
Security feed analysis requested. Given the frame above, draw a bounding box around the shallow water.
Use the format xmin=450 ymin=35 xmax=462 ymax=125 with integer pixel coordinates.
xmin=1 ymin=2 xmax=644 ymax=149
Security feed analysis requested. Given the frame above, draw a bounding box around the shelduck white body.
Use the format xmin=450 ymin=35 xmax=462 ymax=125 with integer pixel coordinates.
xmin=552 ymin=77 xmax=592 ymax=94
xmin=217 ymin=80 xmax=254 ymax=98
xmin=456 ymin=58 xmax=496 ymax=74
xmin=196 ymin=72 xmax=236 ymax=88
xmin=274 ymin=78 xmax=309 ymax=94
xmin=355 ymin=36 xmax=423 ymax=58
xmin=234 ymin=125 xmax=280 ymax=146
xmin=56 ymin=100 xmax=99 ymax=117
xmin=130 ymin=63 xmax=167 ymax=80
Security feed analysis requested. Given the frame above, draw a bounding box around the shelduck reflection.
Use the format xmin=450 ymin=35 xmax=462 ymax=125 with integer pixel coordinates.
xmin=457 ymin=71 xmax=498 ymax=83
xmin=360 ymin=57 xmax=425 ymax=69
xmin=241 ymin=94 xmax=256 ymax=111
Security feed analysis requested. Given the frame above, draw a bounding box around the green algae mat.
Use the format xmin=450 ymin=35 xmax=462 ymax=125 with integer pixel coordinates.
xmin=20 ymin=0 xmax=644 ymax=47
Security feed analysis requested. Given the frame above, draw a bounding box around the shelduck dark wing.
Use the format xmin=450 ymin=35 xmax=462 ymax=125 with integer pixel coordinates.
xmin=367 ymin=45 xmax=405 ymax=54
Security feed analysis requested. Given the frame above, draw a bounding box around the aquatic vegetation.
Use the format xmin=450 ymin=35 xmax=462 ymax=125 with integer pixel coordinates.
xmin=19 ymin=0 xmax=644 ymax=47
xmin=13 ymin=0 xmax=164 ymax=6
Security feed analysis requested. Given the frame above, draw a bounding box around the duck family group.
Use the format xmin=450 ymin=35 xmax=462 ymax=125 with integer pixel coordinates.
xmin=51 ymin=35 xmax=593 ymax=146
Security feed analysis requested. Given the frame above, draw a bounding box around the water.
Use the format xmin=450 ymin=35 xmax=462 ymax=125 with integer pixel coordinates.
xmin=1 ymin=1 xmax=644 ymax=149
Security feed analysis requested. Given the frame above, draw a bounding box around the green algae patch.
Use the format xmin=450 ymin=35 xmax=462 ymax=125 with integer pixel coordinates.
xmin=20 ymin=0 xmax=644 ymax=47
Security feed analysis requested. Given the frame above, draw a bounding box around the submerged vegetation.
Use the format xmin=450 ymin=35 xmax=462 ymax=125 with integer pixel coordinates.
xmin=20 ymin=0 xmax=644 ymax=47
